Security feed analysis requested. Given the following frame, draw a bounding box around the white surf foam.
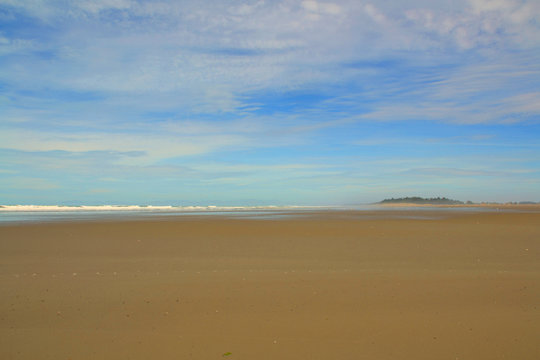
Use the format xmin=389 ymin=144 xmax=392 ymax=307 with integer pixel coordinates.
xmin=0 ymin=205 xmax=328 ymax=212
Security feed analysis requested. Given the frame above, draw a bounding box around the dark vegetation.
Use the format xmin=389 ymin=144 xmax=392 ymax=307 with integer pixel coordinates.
xmin=379 ymin=197 xmax=464 ymax=205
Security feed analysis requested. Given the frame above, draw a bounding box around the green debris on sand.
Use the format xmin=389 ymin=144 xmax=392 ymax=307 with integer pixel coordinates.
xmin=222 ymin=352 xmax=232 ymax=357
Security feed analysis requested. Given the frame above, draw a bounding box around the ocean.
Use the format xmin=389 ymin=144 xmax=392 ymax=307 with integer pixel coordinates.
xmin=0 ymin=204 xmax=499 ymax=224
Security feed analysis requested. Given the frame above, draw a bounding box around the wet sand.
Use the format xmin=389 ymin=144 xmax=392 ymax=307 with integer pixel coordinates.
xmin=1 ymin=210 xmax=539 ymax=359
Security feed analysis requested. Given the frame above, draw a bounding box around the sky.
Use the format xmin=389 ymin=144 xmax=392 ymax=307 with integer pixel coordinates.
xmin=1 ymin=0 xmax=539 ymax=205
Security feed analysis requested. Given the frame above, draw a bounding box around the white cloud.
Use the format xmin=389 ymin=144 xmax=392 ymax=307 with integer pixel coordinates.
xmin=0 ymin=33 xmax=34 ymax=55
xmin=1 ymin=0 xmax=539 ymax=125
xmin=301 ymin=1 xmax=319 ymax=12
xmin=0 ymin=110 xmax=333 ymax=166
xmin=364 ymin=3 xmax=388 ymax=24
xmin=355 ymin=51 xmax=540 ymax=124
xmin=1 ymin=0 xmax=539 ymax=205
xmin=301 ymin=0 xmax=341 ymax=15
xmin=404 ymin=167 xmax=514 ymax=177
xmin=401 ymin=0 xmax=540 ymax=50
xmin=502 ymin=92 xmax=540 ymax=113
xmin=0 ymin=128 xmax=245 ymax=165
xmin=0 ymin=0 xmax=57 ymax=20
xmin=76 ymin=0 xmax=133 ymax=14
xmin=0 ymin=177 xmax=59 ymax=190
xmin=468 ymin=0 xmax=540 ymax=23
xmin=0 ymin=0 xmax=135 ymax=20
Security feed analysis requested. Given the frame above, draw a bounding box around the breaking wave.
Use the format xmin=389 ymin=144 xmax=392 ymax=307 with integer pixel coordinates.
xmin=0 ymin=205 xmax=328 ymax=212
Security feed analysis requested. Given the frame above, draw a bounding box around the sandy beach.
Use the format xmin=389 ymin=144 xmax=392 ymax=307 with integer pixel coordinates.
xmin=1 ymin=209 xmax=539 ymax=359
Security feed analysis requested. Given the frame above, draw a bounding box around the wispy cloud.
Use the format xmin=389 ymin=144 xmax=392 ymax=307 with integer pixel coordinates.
xmin=1 ymin=0 xmax=539 ymax=204
xmin=0 ymin=127 xmax=247 ymax=164
xmin=2 ymin=0 xmax=539 ymax=121
xmin=0 ymin=176 xmax=59 ymax=190
xmin=402 ymin=167 xmax=517 ymax=177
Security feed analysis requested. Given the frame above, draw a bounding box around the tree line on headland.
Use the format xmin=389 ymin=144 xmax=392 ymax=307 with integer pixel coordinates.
xmin=378 ymin=197 xmax=466 ymax=205
xmin=377 ymin=197 xmax=538 ymax=205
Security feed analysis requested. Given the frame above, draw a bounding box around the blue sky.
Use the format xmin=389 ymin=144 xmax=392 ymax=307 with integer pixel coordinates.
xmin=1 ymin=0 xmax=539 ymax=205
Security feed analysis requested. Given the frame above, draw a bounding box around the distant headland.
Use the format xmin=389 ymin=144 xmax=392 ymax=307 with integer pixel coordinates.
xmin=378 ymin=197 xmax=465 ymax=205
xmin=377 ymin=197 xmax=539 ymax=206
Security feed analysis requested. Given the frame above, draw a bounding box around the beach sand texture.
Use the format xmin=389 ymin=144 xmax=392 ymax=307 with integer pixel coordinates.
xmin=1 ymin=210 xmax=539 ymax=359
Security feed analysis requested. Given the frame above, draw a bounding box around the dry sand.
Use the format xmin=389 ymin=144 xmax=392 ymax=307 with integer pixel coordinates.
xmin=1 ymin=209 xmax=539 ymax=359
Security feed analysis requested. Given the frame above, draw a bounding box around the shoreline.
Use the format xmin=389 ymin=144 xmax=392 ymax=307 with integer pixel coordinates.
xmin=1 ymin=204 xmax=539 ymax=226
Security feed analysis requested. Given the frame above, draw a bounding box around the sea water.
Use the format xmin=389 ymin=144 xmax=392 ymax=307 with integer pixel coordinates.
xmin=0 ymin=204 xmax=502 ymax=224
xmin=0 ymin=205 xmax=336 ymax=224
